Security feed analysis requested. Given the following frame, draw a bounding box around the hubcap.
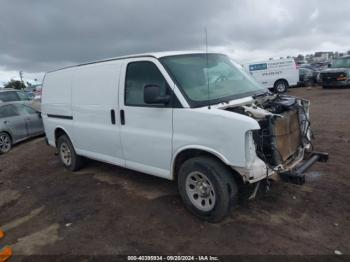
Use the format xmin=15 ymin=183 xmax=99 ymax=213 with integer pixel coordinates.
xmin=185 ymin=171 xmax=216 ymax=212
xmin=0 ymin=134 xmax=11 ymax=153
xmin=60 ymin=142 xmax=72 ymax=166
xmin=276 ymin=83 xmax=286 ymax=92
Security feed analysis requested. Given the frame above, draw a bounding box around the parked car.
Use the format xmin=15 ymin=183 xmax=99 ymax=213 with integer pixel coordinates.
xmin=0 ymin=89 xmax=31 ymax=103
xmin=42 ymin=51 xmax=327 ymax=222
xmin=0 ymin=102 xmax=44 ymax=154
xmin=319 ymin=56 xmax=350 ymax=88
xmin=243 ymin=58 xmax=299 ymax=93
xmin=298 ymin=67 xmax=318 ymax=87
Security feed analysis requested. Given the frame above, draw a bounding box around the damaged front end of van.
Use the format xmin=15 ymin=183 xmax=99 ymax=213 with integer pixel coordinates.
xmin=223 ymin=93 xmax=328 ymax=185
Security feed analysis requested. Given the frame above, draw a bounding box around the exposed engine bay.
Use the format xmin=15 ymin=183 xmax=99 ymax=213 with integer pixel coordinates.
xmin=226 ymin=93 xmax=312 ymax=169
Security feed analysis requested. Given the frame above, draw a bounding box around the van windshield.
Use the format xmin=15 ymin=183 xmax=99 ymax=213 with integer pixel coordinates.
xmin=160 ymin=54 xmax=265 ymax=107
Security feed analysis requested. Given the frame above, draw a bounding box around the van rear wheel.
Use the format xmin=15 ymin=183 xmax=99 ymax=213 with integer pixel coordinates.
xmin=57 ymin=135 xmax=84 ymax=171
xmin=274 ymin=79 xmax=289 ymax=93
xmin=178 ymin=156 xmax=238 ymax=223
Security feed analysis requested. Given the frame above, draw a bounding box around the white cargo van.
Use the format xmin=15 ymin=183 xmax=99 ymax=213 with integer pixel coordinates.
xmin=244 ymin=58 xmax=299 ymax=93
xmin=42 ymin=51 xmax=327 ymax=222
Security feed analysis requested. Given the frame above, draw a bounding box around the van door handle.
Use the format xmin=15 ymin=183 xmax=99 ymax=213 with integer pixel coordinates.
xmin=120 ymin=110 xmax=125 ymax=125
xmin=110 ymin=109 xmax=116 ymax=125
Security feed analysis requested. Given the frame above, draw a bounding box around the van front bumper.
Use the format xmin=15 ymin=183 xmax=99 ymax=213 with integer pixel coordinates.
xmin=279 ymin=152 xmax=328 ymax=184
xmin=321 ymin=80 xmax=350 ymax=88
xmin=235 ymin=151 xmax=329 ymax=184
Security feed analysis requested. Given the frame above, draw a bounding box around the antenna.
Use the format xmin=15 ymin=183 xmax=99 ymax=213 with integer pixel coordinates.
xmin=205 ymin=28 xmax=211 ymax=109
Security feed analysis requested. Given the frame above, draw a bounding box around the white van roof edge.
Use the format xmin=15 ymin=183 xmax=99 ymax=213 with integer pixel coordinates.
xmin=47 ymin=50 xmax=207 ymax=73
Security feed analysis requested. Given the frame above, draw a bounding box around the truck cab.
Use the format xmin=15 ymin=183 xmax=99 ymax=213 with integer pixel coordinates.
xmin=320 ymin=56 xmax=350 ymax=88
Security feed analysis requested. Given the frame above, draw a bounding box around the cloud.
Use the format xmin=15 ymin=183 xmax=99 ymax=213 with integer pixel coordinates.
xmin=0 ymin=0 xmax=349 ymax=80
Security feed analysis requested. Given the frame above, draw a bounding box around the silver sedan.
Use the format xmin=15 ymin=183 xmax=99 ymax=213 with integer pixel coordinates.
xmin=0 ymin=102 xmax=44 ymax=153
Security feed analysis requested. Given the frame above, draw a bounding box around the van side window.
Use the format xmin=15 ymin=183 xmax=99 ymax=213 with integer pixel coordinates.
xmin=125 ymin=61 xmax=169 ymax=106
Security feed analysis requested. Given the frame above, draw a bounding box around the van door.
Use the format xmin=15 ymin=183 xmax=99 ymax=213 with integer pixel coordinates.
xmin=71 ymin=61 xmax=125 ymax=166
xmin=119 ymin=58 xmax=174 ymax=178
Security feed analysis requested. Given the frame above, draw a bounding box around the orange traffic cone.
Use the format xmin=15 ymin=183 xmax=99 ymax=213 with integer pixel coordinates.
xmin=0 ymin=247 xmax=12 ymax=262
xmin=0 ymin=229 xmax=13 ymax=262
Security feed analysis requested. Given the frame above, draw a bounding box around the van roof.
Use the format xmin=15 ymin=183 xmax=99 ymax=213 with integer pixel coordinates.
xmin=245 ymin=57 xmax=295 ymax=64
xmin=48 ymin=50 xmax=208 ymax=73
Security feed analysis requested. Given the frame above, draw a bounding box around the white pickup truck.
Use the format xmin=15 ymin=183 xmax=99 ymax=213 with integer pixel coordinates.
xmin=41 ymin=51 xmax=328 ymax=222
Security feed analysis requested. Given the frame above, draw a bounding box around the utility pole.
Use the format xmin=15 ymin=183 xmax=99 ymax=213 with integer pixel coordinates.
xmin=19 ymin=71 xmax=23 ymax=82
xmin=19 ymin=71 xmax=24 ymax=90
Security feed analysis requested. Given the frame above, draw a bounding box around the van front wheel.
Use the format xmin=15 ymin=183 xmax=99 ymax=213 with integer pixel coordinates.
xmin=274 ymin=79 xmax=289 ymax=93
xmin=178 ymin=156 xmax=238 ymax=223
xmin=57 ymin=135 xmax=84 ymax=171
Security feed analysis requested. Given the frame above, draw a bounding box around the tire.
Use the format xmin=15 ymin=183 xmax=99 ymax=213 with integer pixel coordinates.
xmin=57 ymin=135 xmax=84 ymax=171
xmin=0 ymin=132 xmax=12 ymax=154
xmin=274 ymin=79 xmax=289 ymax=93
xmin=177 ymin=156 xmax=238 ymax=223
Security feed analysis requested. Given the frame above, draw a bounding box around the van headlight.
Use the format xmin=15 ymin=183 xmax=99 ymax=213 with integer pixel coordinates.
xmin=245 ymin=131 xmax=257 ymax=167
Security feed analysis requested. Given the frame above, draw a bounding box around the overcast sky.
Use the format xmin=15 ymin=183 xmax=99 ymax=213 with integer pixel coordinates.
xmin=1 ymin=0 xmax=349 ymax=86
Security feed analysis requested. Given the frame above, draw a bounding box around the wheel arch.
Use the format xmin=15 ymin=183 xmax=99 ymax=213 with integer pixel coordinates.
xmin=54 ymin=126 xmax=72 ymax=147
xmin=274 ymin=78 xmax=289 ymax=86
xmin=171 ymin=146 xmax=243 ymax=183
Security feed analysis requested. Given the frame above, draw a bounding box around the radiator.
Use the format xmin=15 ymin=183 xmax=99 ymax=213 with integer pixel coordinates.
xmin=272 ymin=110 xmax=302 ymax=163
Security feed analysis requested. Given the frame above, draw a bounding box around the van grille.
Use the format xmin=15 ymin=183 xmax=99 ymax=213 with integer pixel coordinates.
xmin=321 ymin=72 xmax=344 ymax=82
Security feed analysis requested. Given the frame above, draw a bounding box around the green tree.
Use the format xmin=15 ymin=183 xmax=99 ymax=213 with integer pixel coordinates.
xmin=3 ymin=79 xmax=26 ymax=90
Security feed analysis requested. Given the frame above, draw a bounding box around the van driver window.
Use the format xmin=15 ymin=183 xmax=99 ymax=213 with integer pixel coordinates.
xmin=125 ymin=61 xmax=168 ymax=106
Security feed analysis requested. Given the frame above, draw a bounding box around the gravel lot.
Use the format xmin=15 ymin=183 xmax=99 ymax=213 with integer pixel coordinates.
xmin=0 ymin=86 xmax=349 ymax=259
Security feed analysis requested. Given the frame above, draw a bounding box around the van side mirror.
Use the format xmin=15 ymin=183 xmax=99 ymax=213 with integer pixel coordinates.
xmin=144 ymin=84 xmax=170 ymax=105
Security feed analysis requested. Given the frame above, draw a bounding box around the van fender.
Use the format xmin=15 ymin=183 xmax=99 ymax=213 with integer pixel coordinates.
xmin=53 ymin=125 xmax=73 ymax=147
xmin=171 ymin=145 xmax=231 ymax=180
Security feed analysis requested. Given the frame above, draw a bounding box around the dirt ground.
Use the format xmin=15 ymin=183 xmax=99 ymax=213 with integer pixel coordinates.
xmin=0 ymin=86 xmax=349 ymax=259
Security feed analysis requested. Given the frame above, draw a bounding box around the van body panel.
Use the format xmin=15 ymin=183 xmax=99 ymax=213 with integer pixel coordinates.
xmin=41 ymin=70 xmax=73 ymax=116
xmin=42 ymin=70 xmax=74 ymax=146
xmin=71 ymin=61 xmax=124 ymax=165
xmin=172 ymin=107 xmax=260 ymax=170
